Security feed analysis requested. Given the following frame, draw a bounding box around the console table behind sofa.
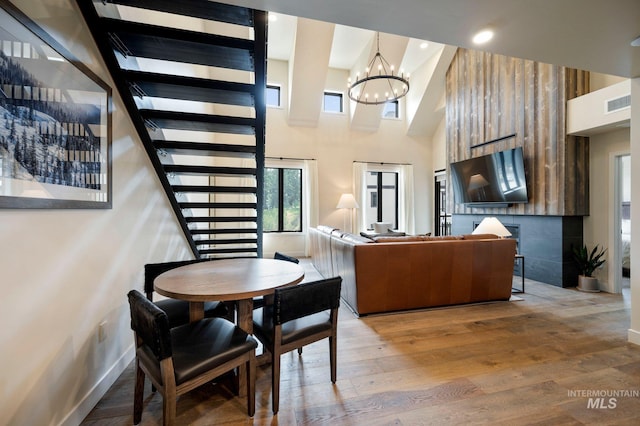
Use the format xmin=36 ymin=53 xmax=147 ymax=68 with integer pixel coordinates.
xmin=310 ymin=226 xmax=517 ymax=316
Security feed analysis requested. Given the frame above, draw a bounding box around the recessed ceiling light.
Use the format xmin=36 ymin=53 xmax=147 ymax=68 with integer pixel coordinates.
xmin=472 ymin=29 xmax=494 ymax=45
xmin=268 ymin=13 xmax=278 ymax=22
xmin=419 ymin=42 xmax=429 ymax=49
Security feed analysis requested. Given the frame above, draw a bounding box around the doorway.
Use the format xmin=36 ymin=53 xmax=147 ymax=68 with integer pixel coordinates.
xmin=434 ymin=170 xmax=451 ymax=236
xmin=612 ymin=154 xmax=631 ymax=292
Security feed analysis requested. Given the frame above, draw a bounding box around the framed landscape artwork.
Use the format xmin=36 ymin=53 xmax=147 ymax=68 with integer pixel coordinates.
xmin=0 ymin=0 xmax=112 ymax=208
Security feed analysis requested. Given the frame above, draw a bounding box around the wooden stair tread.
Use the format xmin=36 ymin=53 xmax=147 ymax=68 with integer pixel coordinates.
xmin=103 ymin=0 xmax=254 ymax=26
xmin=154 ymin=141 xmax=256 ymax=158
xmin=163 ymin=165 xmax=256 ymax=176
xmin=142 ymin=110 xmax=255 ymax=134
xmin=172 ymin=185 xmax=257 ymax=193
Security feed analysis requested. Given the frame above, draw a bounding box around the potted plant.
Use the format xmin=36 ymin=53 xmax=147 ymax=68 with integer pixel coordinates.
xmin=573 ymin=244 xmax=607 ymax=292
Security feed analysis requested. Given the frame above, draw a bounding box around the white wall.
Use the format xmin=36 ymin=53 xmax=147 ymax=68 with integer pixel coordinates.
xmin=584 ymin=128 xmax=630 ymax=292
xmin=264 ymin=60 xmax=434 ymax=256
xmin=0 ymin=1 xmax=193 ymax=424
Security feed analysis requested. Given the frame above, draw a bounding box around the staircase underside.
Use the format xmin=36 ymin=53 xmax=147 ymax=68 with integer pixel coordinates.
xmin=77 ymin=0 xmax=267 ymax=258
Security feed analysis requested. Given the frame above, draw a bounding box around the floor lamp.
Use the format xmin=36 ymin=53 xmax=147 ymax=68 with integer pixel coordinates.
xmin=336 ymin=193 xmax=359 ymax=233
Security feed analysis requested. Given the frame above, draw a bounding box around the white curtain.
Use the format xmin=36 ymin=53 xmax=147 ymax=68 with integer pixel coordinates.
xmin=353 ymin=161 xmax=367 ymax=233
xmin=304 ymin=159 xmax=319 ymax=255
xmin=400 ymin=164 xmax=415 ymax=235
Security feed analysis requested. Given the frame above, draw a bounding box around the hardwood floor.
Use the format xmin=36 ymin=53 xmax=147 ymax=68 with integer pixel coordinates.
xmin=82 ymin=261 xmax=640 ymax=425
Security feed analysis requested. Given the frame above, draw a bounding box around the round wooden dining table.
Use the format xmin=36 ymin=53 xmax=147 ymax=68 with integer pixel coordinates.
xmin=154 ymin=257 xmax=305 ymax=396
xmin=154 ymin=257 xmax=305 ymax=333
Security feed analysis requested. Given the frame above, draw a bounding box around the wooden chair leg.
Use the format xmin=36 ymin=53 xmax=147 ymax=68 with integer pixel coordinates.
xmin=163 ymin=393 xmax=176 ymax=426
xmin=247 ymin=355 xmax=256 ymax=416
xmin=330 ymin=335 xmax=337 ymax=383
xmin=271 ymin=352 xmax=281 ymax=414
xmin=133 ymin=360 xmax=145 ymax=424
xmin=161 ymin=359 xmax=177 ymax=426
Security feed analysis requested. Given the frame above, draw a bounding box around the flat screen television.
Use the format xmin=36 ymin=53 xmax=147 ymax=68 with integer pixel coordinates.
xmin=450 ymin=147 xmax=528 ymax=205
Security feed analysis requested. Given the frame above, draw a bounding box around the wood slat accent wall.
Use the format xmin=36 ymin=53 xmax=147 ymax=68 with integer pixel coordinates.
xmin=446 ymin=48 xmax=590 ymax=216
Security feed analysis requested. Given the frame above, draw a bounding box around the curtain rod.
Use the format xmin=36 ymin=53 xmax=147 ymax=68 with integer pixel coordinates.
xmin=266 ymin=156 xmax=316 ymax=161
xmin=354 ymin=160 xmax=412 ymax=166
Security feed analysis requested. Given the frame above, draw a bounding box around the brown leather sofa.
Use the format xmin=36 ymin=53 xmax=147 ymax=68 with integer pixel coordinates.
xmin=310 ymin=226 xmax=517 ymax=316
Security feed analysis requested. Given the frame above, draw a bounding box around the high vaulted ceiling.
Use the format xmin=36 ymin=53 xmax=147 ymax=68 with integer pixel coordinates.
xmin=216 ymin=0 xmax=640 ymax=138
xmin=266 ymin=13 xmax=454 ymax=134
xmin=223 ymin=0 xmax=640 ymax=79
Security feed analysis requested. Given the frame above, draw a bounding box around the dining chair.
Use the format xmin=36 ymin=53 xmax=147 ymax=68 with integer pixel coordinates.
xmin=144 ymin=259 xmax=229 ymax=328
xmin=252 ymin=276 xmax=342 ymax=414
xmin=273 ymin=251 xmax=300 ymax=264
xmin=127 ymin=290 xmax=257 ymax=425
xmin=252 ymin=252 xmax=300 ymax=310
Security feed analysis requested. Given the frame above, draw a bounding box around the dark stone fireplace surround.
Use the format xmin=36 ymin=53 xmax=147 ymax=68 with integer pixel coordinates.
xmin=452 ymin=214 xmax=583 ymax=288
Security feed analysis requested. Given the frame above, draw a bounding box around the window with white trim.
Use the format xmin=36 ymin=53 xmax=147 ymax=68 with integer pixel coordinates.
xmin=266 ymin=84 xmax=281 ymax=107
xmin=323 ymin=91 xmax=343 ymax=113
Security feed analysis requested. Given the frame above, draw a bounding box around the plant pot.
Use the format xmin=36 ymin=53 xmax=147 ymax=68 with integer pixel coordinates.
xmin=577 ymin=275 xmax=600 ymax=292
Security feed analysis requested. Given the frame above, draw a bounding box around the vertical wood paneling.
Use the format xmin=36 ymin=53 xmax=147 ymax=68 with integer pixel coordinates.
xmin=446 ymin=49 xmax=589 ymax=216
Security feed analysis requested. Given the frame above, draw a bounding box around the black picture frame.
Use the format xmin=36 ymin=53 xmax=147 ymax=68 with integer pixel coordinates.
xmin=0 ymin=0 xmax=112 ymax=209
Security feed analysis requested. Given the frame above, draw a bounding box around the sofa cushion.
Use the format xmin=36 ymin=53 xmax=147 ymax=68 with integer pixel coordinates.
xmin=372 ymin=235 xmax=427 ymax=243
xmin=360 ymin=230 xmax=406 ymax=239
xmin=331 ymin=229 xmax=345 ymax=238
xmin=317 ymin=225 xmax=338 ymax=234
xmin=461 ymin=233 xmax=499 ymax=240
xmin=422 ymin=235 xmax=464 ymax=241
xmin=341 ymin=233 xmax=373 ymax=244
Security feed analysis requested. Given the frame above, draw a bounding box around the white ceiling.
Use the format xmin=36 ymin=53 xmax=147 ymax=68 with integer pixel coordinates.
xmin=224 ymin=0 xmax=640 ymax=78
xmin=267 ymin=12 xmax=443 ymax=74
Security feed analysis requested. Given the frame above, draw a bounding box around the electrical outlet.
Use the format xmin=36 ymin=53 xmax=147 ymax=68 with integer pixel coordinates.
xmin=98 ymin=321 xmax=107 ymax=342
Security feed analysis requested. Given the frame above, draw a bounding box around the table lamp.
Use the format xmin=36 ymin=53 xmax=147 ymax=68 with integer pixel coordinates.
xmin=472 ymin=217 xmax=511 ymax=238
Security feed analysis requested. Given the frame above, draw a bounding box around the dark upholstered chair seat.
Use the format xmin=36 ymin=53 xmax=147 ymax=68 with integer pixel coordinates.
xmin=137 ymin=317 xmax=257 ymax=386
xmin=127 ymin=290 xmax=257 ymax=424
xmin=253 ymin=308 xmax=332 ymax=347
xmin=155 ymin=299 xmax=228 ymax=329
xmin=144 ymin=260 xmax=229 ymax=328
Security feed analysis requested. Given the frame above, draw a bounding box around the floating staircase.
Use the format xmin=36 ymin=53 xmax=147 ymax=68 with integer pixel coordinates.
xmin=76 ymin=0 xmax=267 ymax=258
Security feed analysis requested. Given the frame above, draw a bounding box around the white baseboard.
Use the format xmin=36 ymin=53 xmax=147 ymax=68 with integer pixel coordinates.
xmin=58 ymin=345 xmax=135 ymax=426
xmin=628 ymin=328 xmax=640 ymax=346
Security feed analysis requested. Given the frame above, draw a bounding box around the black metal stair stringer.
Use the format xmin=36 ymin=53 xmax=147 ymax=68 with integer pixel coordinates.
xmin=76 ymin=0 xmax=199 ymax=255
xmin=76 ymin=1 xmax=268 ymax=258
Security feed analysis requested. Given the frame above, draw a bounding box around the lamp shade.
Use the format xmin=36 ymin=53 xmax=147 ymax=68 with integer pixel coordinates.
xmin=336 ymin=193 xmax=359 ymax=209
xmin=472 ymin=217 xmax=511 ymax=237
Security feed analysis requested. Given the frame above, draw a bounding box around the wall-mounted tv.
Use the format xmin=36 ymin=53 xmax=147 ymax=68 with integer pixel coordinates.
xmin=450 ymin=147 xmax=528 ymax=205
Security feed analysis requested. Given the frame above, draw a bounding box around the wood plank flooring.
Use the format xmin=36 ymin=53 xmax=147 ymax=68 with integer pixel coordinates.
xmin=81 ymin=261 xmax=640 ymax=425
